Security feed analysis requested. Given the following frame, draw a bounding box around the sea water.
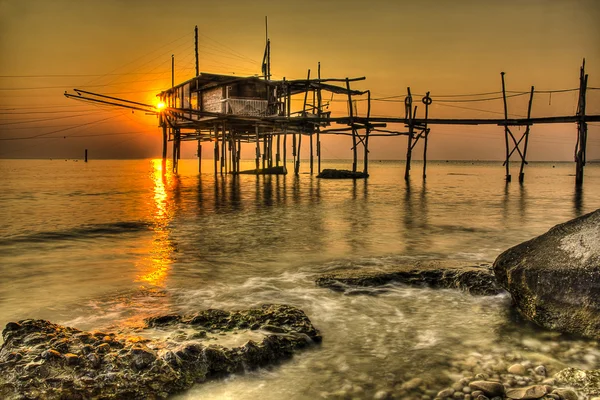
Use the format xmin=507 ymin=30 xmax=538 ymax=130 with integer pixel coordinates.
xmin=1 ymin=159 xmax=599 ymax=398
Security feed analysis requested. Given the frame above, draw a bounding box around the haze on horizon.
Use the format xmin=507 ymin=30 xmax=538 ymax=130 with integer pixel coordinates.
xmin=0 ymin=0 xmax=599 ymax=161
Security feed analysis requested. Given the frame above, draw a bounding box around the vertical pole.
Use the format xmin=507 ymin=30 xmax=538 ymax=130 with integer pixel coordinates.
xmin=262 ymin=131 xmax=267 ymax=170
xmin=255 ymin=125 xmax=260 ymax=173
xmin=162 ymin=125 xmax=168 ymax=163
xmin=214 ymin=125 xmax=219 ymax=175
xmin=84 ymin=149 xmax=88 ymax=163
xmin=346 ymin=77 xmax=356 ymax=173
xmin=519 ymin=86 xmax=535 ymax=183
xmin=296 ymin=133 xmax=302 ymax=176
xmin=198 ymin=141 xmax=202 ymax=173
xmin=404 ymin=87 xmax=413 ymax=181
xmin=501 ymin=72 xmax=511 ymax=182
xmin=222 ymin=123 xmax=227 ymax=175
xmin=364 ymin=90 xmax=371 ymax=176
xmin=422 ymin=92 xmax=431 ymax=179
xmin=575 ymin=59 xmax=588 ymax=186
xmin=268 ymin=134 xmax=274 ymax=168
xmin=276 ymin=133 xmax=281 ymax=167
xmin=194 ymin=26 xmax=199 ymax=77
xmin=317 ymin=62 xmax=322 ymax=174
xmin=237 ymin=139 xmax=241 ymax=173
xmin=171 ymin=54 xmax=174 ymax=88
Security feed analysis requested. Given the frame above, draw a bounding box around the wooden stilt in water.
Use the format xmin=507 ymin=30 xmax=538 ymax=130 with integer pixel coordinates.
xmin=276 ymin=133 xmax=281 ymax=167
xmin=363 ymin=90 xmax=371 ymax=175
xmin=317 ymin=63 xmax=322 ymax=174
xmin=214 ymin=125 xmax=219 ymax=175
xmin=519 ymin=86 xmax=535 ymax=183
xmin=162 ymin=125 xmax=168 ymax=164
xmin=255 ymin=125 xmax=260 ymax=173
xmin=283 ymin=129 xmax=288 ymax=174
xmin=236 ymin=139 xmax=241 ymax=173
xmin=575 ymin=59 xmax=588 ymax=186
xmin=84 ymin=149 xmax=88 ymax=163
xmin=404 ymin=88 xmax=413 ymax=181
xmin=422 ymin=92 xmax=432 ymax=179
xmin=262 ymin=131 xmax=267 ymax=170
xmin=296 ymin=133 xmax=302 ymax=175
xmin=346 ymin=78 xmax=357 ymax=173
xmin=197 ymin=140 xmax=202 ymax=173
xmin=501 ymin=72 xmax=511 ymax=182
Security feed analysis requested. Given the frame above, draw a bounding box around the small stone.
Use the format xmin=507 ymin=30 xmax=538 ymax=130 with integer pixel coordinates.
xmin=438 ymin=388 xmax=455 ymax=398
xmin=463 ymin=387 xmax=472 ymax=394
xmin=552 ymin=388 xmax=578 ymax=400
xmin=508 ymin=364 xmax=527 ymax=376
xmin=64 ymin=353 xmax=79 ymax=365
xmin=476 ymin=396 xmax=489 ymax=400
xmin=469 ymin=381 xmax=504 ymax=398
xmin=96 ymin=343 xmax=110 ymax=353
xmin=453 ymin=392 xmax=465 ymax=399
xmin=505 ymin=385 xmax=547 ymax=399
xmin=374 ymin=390 xmax=391 ymax=399
xmin=41 ymin=349 xmax=62 ymax=360
xmin=533 ymin=366 xmax=546 ymax=376
xmin=402 ymin=378 xmax=423 ymax=390
xmin=471 ymin=391 xmax=483 ymax=398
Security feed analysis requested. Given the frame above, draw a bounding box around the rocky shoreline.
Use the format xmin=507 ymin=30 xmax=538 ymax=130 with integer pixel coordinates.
xmin=316 ymin=260 xmax=503 ymax=296
xmin=0 ymin=304 xmax=321 ymax=399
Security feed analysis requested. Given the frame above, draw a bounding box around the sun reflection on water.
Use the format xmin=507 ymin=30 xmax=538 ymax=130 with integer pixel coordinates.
xmin=136 ymin=159 xmax=175 ymax=287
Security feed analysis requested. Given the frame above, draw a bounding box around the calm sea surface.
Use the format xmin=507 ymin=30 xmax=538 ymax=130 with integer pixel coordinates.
xmin=1 ymin=159 xmax=599 ymax=398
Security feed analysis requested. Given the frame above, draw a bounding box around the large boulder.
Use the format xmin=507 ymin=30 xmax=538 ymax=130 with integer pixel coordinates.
xmin=0 ymin=304 xmax=321 ymax=399
xmin=316 ymin=260 xmax=502 ymax=295
xmin=493 ymin=209 xmax=600 ymax=339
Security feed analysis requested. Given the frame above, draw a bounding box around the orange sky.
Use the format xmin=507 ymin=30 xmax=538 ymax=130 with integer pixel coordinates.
xmin=0 ymin=0 xmax=599 ymax=160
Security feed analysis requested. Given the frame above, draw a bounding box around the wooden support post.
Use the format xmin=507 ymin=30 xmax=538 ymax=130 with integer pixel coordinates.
xmin=422 ymin=92 xmax=432 ymax=179
xmin=255 ymin=125 xmax=260 ymax=173
xmin=276 ymin=133 xmax=281 ymax=167
xmin=268 ymin=134 xmax=274 ymax=168
xmin=296 ymin=132 xmax=302 ymax=175
xmin=363 ymin=90 xmax=371 ymax=175
xmin=162 ymin=125 xmax=168 ymax=163
xmin=172 ymin=129 xmax=180 ymax=173
xmin=404 ymin=87 xmax=413 ymax=181
xmin=519 ymin=86 xmax=535 ymax=183
xmin=346 ymin=78 xmax=357 ymax=173
xmin=221 ymin=123 xmax=226 ymax=175
xmin=236 ymin=139 xmax=241 ymax=173
xmin=283 ymin=129 xmax=288 ymax=174
xmin=317 ymin=62 xmax=322 ymax=174
xmin=575 ymin=59 xmax=588 ymax=186
xmin=262 ymin=132 xmax=267 ymax=170
xmin=198 ymin=140 xmax=202 ymax=173
xmin=230 ymin=135 xmax=236 ymax=174
xmin=501 ymin=72 xmax=511 ymax=182
xmin=84 ymin=149 xmax=88 ymax=163
xmin=310 ymin=128 xmax=314 ymax=174
xmin=214 ymin=126 xmax=219 ymax=175
xmin=194 ymin=26 xmax=199 ymax=77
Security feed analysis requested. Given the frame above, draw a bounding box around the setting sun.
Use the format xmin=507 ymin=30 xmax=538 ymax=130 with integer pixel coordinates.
xmin=156 ymin=101 xmax=166 ymax=110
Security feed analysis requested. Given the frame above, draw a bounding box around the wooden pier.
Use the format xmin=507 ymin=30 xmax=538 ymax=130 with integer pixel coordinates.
xmin=64 ymin=27 xmax=599 ymax=186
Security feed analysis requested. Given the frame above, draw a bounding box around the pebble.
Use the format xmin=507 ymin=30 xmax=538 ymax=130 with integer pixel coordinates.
xmin=437 ymin=388 xmax=455 ymax=398
xmin=533 ymin=365 xmax=546 ymax=376
xmin=468 ymin=381 xmax=504 ymax=398
xmin=508 ymin=364 xmax=526 ymax=375
xmin=552 ymin=388 xmax=578 ymax=400
xmin=504 ymin=385 xmax=547 ymax=399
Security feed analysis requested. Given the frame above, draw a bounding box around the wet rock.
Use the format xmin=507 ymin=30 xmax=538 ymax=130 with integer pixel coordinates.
xmin=0 ymin=304 xmax=321 ymax=399
xmin=554 ymin=368 xmax=600 ymax=397
xmin=316 ymin=260 xmax=502 ymax=296
xmin=505 ymin=385 xmax=547 ymax=399
xmin=493 ymin=209 xmax=600 ymax=339
xmin=552 ymin=388 xmax=578 ymax=400
xmin=438 ymin=388 xmax=456 ymax=398
xmin=468 ymin=381 xmax=505 ymax=397
xmin=316 ymin=169 xmax=368 ymax=179
xmin=508 ymin=364 xmax=527 ymax=375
